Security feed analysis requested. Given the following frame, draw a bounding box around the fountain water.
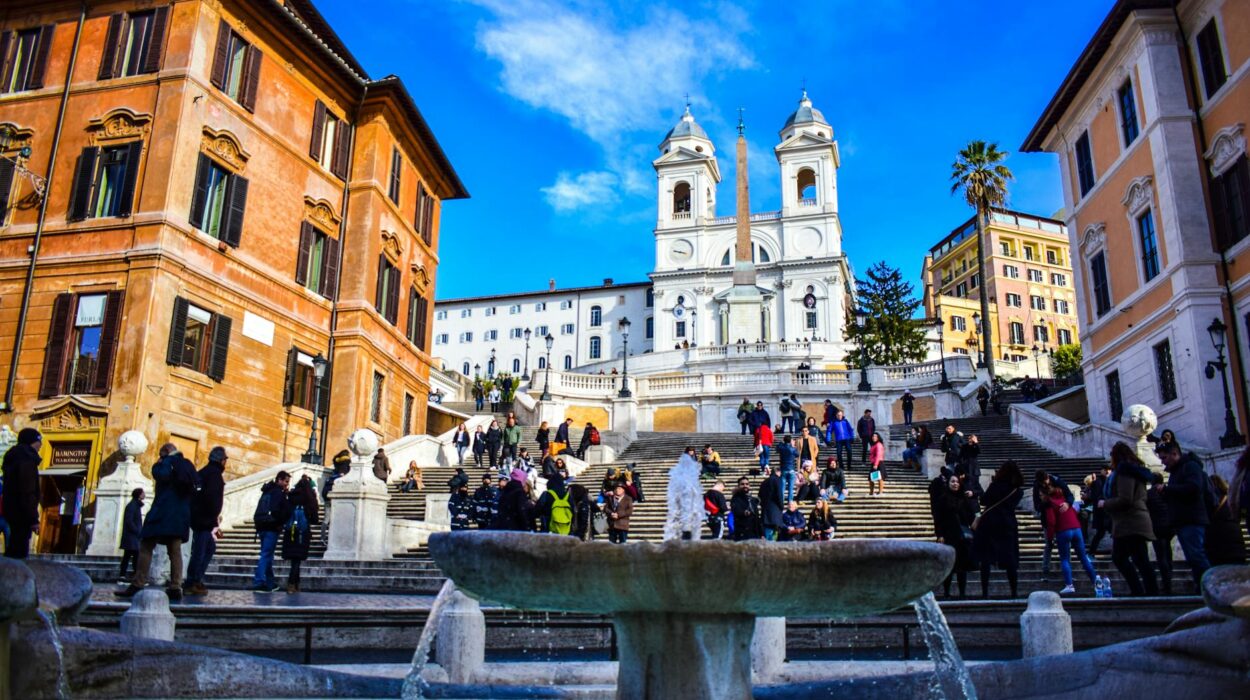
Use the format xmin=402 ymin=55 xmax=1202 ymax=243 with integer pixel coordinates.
xmin=912 ymin=593 xmax=977 ymax=700
xmin=35 ymin=609 xmax=70 ymax=700
xmin=401 ymin=579 xmax=459 ymax=699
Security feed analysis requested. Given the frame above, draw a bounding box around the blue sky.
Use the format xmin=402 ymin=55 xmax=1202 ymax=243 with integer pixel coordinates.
xmin=315 ymin=0 xmax=1114 ymax=300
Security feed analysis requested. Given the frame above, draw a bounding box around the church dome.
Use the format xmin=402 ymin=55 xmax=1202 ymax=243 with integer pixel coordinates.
xmin=664 ymin=105 xmax=708 ymax=141
xmin=782 ymin=90 xmax=828 ymax=129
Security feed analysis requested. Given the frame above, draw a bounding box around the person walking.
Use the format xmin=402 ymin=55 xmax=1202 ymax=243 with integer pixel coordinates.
xmin=484 ymin=420 xmax=503 ymax=469
xmin=1043 ymin=479 xmax=1098 ymax=595
xmin=452 ymin=423 xmax=470 ymax=466
xmin=1102 ymin=443 xmax=1159 ymax=596
xmin=1032 ymin=470 xmax=1072 ymax=582
xmin=118 ymin=488 xmax=145 ymax=582
xmin=806 ymin=498 xmax=836 ymax=540
xmin=976 ymin=385 xmax=990 ymax=417
xmin=472 ymin=379 xmax=485 ymax=412
xmin=372 ymin=448 xmax=391 ymax=484
xmin=856 ymin=410 xmax=876 ymax=464
xmin=704 ymin=481 xmax=728 ymax=539
xmin=577 ymin=422 xmax=597 ymax=460
xmin=116 ymin=443 xmax=197 ymax=600
xmin=759 ymin=466 xmax=785 ymax=541
xmin=535 ymin=421 xmax=551 ymax=460
xmin=973 ymin=461 xmax=1023 ymax=599
xmin=1 ymin=428 xmax=41 ymax=559
xmin=249 ymin=471 xmax=291 ymax=593
xmin=282 ymin=475 xmax=320 ymax=593
xmin=778 ymin=395 xmax=794 ymax=434
xmin=487 ymin=385 xmax=502 ymax=413
xmin=867 ymin=432 xmax=886 ymax=496
xmin=749 ymin=402 xmax=772 ymax=436
xmin=933 ymin=474 xmax=979 ymax=598
xmin=472 ymin=426 xmax=488 ymax=468
xmin=605 ymin=484 xmax=633 ymax=544
xmin=830 ymin=411 xmax=854 ymax=469
xmin=502 ymin=417 xmax=522 ymax=465
xmin=1146 ymin=471 xmax=1174 ymax=595
xmin=185 ymin=447 xmax=228 ymax=596
xmin=939 ymin=425 xmax=964 ymax=469
xmin=737 ymin=398 xmax=753 ymax=436
xmin=901 ymin=390 xmax=915 ymax=426
xmin=777 ymin=435 xmax=798 ymax=503
xmin=1157 ymin=442 xmax=1213 ymax=586
xmin=730 ymin=477 xmax=763 ymax=541
xmin=755 ymin=422 xmax=775 ymax=472
xmin=553 ymin=418 xmax=574 ymax=456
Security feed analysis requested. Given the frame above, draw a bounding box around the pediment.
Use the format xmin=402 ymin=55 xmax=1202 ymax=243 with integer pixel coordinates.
xmin=775 ymin=131 xmax=833 ymax=152
xmin=654 ymin=146 xmax=716 ymax=165
xmin=30 ymin=395 xmax=109 ymax=431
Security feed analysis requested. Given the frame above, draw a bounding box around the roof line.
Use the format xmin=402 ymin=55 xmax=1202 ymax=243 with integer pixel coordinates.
xmin=366 ymin=76 xmax=469 ymax=200
xmin=437 ymin=281 xmax=652 ymax=305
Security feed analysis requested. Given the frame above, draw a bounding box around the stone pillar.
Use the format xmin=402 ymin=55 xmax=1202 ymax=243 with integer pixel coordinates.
xmin=426 ymin=494 xmax=451 ymax=527
xmin=120 ymin=589 xmax=176 ymax=641
xmin=86 ymin=431 xmax=153 ymax=556
xmin=324 ymin=429 xmax=392 ymax=561
xmin=924 ymin=450 xmax=947 ymax=480
xmin=611 ymin=396 xmax=638 ymax=441
xmin=434 ymin=589 xmax=485 ymax=684
xmin=751 ymin=616 xmax=786 ymax=681
xmin=1020 ymin=591 xmax=1072 ymax=658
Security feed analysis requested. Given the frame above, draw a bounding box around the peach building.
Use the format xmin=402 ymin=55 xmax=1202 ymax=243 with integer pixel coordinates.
xmin=1022 ymin=0 xmax=1249 ymax=453
xmin=0 ymin=0 xmax=466 ymax=552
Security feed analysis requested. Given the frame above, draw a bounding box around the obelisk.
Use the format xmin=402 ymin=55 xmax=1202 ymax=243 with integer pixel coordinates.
xmin=726 ymin=110 xmax=765 ymax=343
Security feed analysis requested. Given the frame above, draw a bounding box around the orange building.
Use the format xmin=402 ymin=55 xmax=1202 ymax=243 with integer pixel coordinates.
xmin=1022 ymin=0 xmax=1248 ymax=456
xmin=0 ymin=0 xmax=467 ymax=552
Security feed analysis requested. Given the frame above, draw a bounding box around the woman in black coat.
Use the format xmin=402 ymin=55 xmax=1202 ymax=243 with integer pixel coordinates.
xmin=282 ymin=476 xmax=320 ymax=593
xmin=730 ymin=480 xmax=763 ymax=541
xmin=933 ymin=474 xmax=979 ymax=598
xmin=758 ymin=470 xmax=784 ymax=540
xmin=491 ymin=477 xmax=533 ymax=531
xmin=972 ymin=461 xmax=1023 ymax=598
xmin=484 ymin=421 xmax=503 ymax=468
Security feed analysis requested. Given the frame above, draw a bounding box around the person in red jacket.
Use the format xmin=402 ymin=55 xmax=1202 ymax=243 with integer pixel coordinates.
xmin=755 ymin=423 xmax=775 ymax=472
xmin=1043 ymin=484 xmax=1098 ymax=595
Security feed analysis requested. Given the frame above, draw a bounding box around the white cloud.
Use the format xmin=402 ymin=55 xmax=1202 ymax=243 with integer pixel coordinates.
xmin=541 ymin=170 xmax=620 ymax=211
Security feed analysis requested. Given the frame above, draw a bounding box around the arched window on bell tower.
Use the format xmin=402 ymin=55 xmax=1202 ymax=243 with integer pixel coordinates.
xmin=673 ymin=182 xmax=692 ymax=215
xmin=797 ymin=168 xmax=817 ymax=205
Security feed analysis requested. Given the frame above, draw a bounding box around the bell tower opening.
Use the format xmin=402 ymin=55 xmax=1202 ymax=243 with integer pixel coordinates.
xmin=673 ymin=182 xmax=692 ymax=215
xmin=797 ymin=168 xmax=817 ymax=203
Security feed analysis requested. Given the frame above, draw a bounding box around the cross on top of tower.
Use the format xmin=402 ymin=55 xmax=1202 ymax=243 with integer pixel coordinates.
xmin=737 ymin=107 xmax=745 ymax=135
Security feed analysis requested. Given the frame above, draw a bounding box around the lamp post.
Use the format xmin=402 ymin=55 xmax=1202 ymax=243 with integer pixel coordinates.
xmin=935 ymin=307 xmax=952 ymax=390
xmin=1205 ymin=317 xmax=1245 ymax=448
xmin=473 ymin=363 xmax=480 ymax=379
xmin=541 ymin=333 xmax=555 ymax=402
xmin=1031 ymin=343 xmax=1045 ymax=378
xmin=691 ymin=309 xmax=698 ymax=347
xmin=972 ymin=311 xmax=985 ymax=368
xmin=301 ymin=353 xmax=329 ymax=465
xmin=522 ymin=328 xmax=532 ymax=381
xmin=854 ymin=309 xmax=872 ymax=392
xmin=618 ymin=317 xmax=632 ymax=398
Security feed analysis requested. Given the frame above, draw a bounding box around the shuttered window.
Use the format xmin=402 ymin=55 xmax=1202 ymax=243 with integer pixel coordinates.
xmin=0 ymin=159 xmax=15 ymax=226
xmin=188 ymin=153 xmax=248 ymax=246
xmin=39 ymin=291 xmax=125 ymax=398
xmin=208 ymin=20 xmax=261 ymax=112
xmin=166 ymin=297 xmax=232 ymax=381
xmin=294 ymin=222 xmax=340 ymax=299
xmin=1211 ymin=156 xmax=1250 ymax=252
xmin=402 ymin=393 xmax=414 ymax=436
xmin=1106 ymin=371 xmax=1123 ymax=422
xmin=97 ymin=7 xmax=169 ymax=80
xmin=375 ymin=255 xmax=400 ymax=324
xmin=415 ymin=182 xmax=434 ymax=245
xmin=1117 ymin=80 xmax=1138 ymax=146
xmin=1153 ymin=340 xmax=1177 ymax=404
xmin=66 ymin=142 xmax=144 ymax=221
xmin=0 ymin=24 xmax=55 ymax=93
xmin=282 ymin=348 xmax=323 ymax=412
xmin=1074 ymin=131 xmax=1095 ymax=197
xmin=388 ymin=147 xmax=402 ymax=204
xmin=1090 ymin=252 xmax=1112 ymax=317
xmin=406 ymin=288 xmax=428 ymax=350
xmin=309 ymin=100 xmax=351 ymax=179
xmin=1196 ymin=19 xmax=1228 ymax=99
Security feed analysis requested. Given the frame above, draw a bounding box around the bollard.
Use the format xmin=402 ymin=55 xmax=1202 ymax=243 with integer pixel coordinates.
xmin=434 ymin=589 xmax=485 ymax=684
xmin=751 ymin=616 xmax=786 ymax=681
xmin=1020 ymin=590 xmax=1072 ymax=657
xmin=120 ymin=589 xmax=176 ymax=642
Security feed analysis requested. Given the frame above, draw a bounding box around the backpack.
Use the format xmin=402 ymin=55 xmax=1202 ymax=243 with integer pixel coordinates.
xmin=588 ymin=427 xmax=601 ymax=445
xmin=286 ymin=505 xmax=308 ymax=545
xmin=254 ymin=488 xmax=280 ymax=529
xmin=550 ymin=491 xmax=573 ymax=535
xmin=704 ymin=495 xmax=720 ymax=515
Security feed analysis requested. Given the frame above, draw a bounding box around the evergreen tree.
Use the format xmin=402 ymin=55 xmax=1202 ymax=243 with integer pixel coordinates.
xmin=1051 ymin=343 xmax=1082 ymax=379
xmin=844 ymin=262 xmax=928 ymax=367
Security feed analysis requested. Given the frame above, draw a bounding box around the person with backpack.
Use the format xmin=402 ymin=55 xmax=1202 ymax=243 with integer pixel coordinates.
xmin=737 ymin=398 xmax=753 ymax=435
xmin=185 ymin=447 xmax=228 ymax=596
xmin=537 ymin=474 xmax=575 ymax=536
xmin=577 ymin=422 xmax=597 ymax=460
xmin=472 ymin=474 xmax=499 ymax=529
xmin=447 ymin=468 xmax=470 ymax=493
xmin=704 ymin=481 xmax=728 ymax=539
xmin=118 ymin=488 xmax=144 ymax=583
xmin=250 ymin=471 xmax=291 ymax=593
xmin=778 ymin=396 xmax=794 ymax=434
xmin=281 ymin=475 xmax=319 ymax=593
xmin=1157 ymin=442 xmax=1213 ymax=587
xmin=116 ymin=443 xmax=197 ymax=600
xmin=449 ymin=483 xmax=474 ymax=531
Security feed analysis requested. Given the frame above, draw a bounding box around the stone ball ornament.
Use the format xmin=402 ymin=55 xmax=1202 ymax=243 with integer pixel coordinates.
xmin=118 ymin=430 xmax=150 ymax=459
xmin=1121 ymin=404 xmax=1157 ymax=439
xmin=348 ymin=428 xmax=380 ymax=457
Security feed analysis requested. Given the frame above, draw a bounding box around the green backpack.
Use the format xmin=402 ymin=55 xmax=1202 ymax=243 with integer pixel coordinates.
xmin=550 ymin=491 xmax=573 ymax=535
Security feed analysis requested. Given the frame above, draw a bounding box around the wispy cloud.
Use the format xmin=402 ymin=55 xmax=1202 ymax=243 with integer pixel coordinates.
xmin=541 ymin=170 xmax=620 ymax=211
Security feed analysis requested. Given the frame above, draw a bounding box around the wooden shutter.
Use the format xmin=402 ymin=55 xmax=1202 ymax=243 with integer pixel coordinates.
xmin=221 ymin=173 xmax=248 ymax=247
xmin=141 ymin=6 xmax=169 ymax=74
xmin=317 ymin=362 xmax=331 ymax=418
xmin=67 ymin=147 xmax=99 ymax=221
xmin=0 ymin=33 xmax=11 ymax=89
xmin=282 ymin=346 xmax=298 ymax=406
xmin=320 ymin=235 xmax=340 ymax=299
xmin=38 ymin=293 xmax=74 ymax=398
xmin=239 ymin=44 xmax=261 ymax=112
xmin=406 ymin=287 xmax=417 ymax=341
xmin=115 ymin=141 xmax=144 ymax=217
xmin=309 ymin=101 xmax=327 ymax=160
xmin=414 ymin=295 xmax=428 ymax=351
xmin=207 ymin=313 xmax=232 ymax=382
xmin=386 ymin=267 xmax=400 ymax=324
xmin=91 ymin=290 xmax=125 ymax=394
xmin=209 ymin=20 xmax=230 ymax=89
xmin=166 ymin=296 xmax=189 ymax=366
xmin=294 ymin=222 xmax=314 ymax=286
xmin=375 ymin=253 xmax=387 ymax=313
xmin=188 ymin=154 xmax=211 ymax=229
xmin=1212 ymin=172 xmax=1231 ymax=251
xmin=27 ymin=25 xmax=56 ymax=89
xmin=414 ymin=183 xmax=426 ymax=233
xmin=98 ymin=13 xmax=124 ymax=80
xmin=389 ymin=148 xmax=401 ymax=203
xmin=423 ymin=196 xmax=435 ymax=244
xmin=330 ymin=122 xmax=351 ymax=179
xmin=0 ymin=159 xmax=15 ymax=224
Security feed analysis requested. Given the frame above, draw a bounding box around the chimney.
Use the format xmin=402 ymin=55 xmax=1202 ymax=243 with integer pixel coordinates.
xmin=603 ymin=278 xmax=613 ymax=286
xmin=548 ymin=278 xmax=556 ymax=291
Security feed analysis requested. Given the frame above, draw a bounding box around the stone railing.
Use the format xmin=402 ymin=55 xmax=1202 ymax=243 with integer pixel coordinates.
xmin=220 ymin=461 xmax=327 ymax=529
xmin=575 ymin=341 xmax=845 ymax=376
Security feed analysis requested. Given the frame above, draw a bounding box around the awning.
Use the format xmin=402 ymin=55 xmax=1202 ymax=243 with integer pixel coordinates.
xmin=40 ymin=467 xmax=87 ymax=477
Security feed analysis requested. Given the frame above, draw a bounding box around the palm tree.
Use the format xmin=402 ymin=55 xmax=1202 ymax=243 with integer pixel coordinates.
xmin=951 ymin=140 xmax=1013 ymax=382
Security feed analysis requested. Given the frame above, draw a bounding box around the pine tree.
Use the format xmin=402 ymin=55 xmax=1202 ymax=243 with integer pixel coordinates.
xmin=844 ymin=261 xmax=928 ymax=367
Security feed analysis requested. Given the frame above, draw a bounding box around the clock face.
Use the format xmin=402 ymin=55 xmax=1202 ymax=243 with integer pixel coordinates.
xmin=669 ymin=239 xmax=694 ymax=264
xmin=673 ymin=305 xmax=686 ymax=319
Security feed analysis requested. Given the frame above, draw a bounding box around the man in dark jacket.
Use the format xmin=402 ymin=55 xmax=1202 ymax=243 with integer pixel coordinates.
xmin=491 ymin=471 xmax=532 ymax=531
xmin=730 ymin=477 xmax=762 ymax=540
xmin=856 ymin=410 xmax=876 ymax=463
xmin=940 ymin=425 xmax=964 ymax=467
xmin=901 ymin=390 xmax=915 ymax=426
xmin=117 ymin=443 xmax=197 ymax=599
xmin=472 ymin=474 xmax=499 ymax=529
xmin=2 ymin=428 xmax=42 ymax=559
xmin=118 ymin=488 xmax=145 ymax=581
xmin=184 ymin=447 xmax=228 ymax=596
xmin=759 ymin=467 xmax=784 ymax=541
xmin=1158 ymin=443 xmax=1212 ymax=586
xmin=250 ymin=471 xmax=291 ymax=593
xmin=449 ymin=484 xmax=474 ymax=530
xmin=749 ymin=402 xmax=771 ymax=435
xmin=1146 ymin=471 xmax=1174 ymax=595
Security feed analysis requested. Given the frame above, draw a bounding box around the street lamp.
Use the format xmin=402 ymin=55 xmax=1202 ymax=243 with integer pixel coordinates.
xmin=618 ymin=316 xmax=632 ymax=398
xmin=522 ymin=328 xmax=532 ymax=381
xmin=301 ymin=353 xmax=329 ymax=465
xmin=972 ymin=311 xmax=986 ymax=368
xmin=854 ymin=309 xmax=872 ymax=392
xmin=691 ymin=309 xmax=698 ymax=346
xmin=1205 ymin=317 xmax=1245 ymax=448
xmin=473 ymin=363 xmax=480 ymax=379
xmin=541 ymin=333 xmax=555 ymax=401
xmin=935 ymin=307 xmax=952 ymax=390
xmin=1032 ymin=343 xmax=1048 ymax=378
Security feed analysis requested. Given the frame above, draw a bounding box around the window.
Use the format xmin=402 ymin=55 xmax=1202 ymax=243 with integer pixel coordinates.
xmin=460 ymin=308 xmax=471 ymax=318
xmin=388 ymin=147 xmax=402 ymax=204
xmin=1030 ymin=295 xmax=1046 ymax=311
xmin=166 ymin=297 xmax=232 ymax=381
xmin=282 ymin=349 xmax=324 ymax=413
xmin=459 ymin=332 xmax=472 ymax=342
xmin=1009 ymin=322 xmax=1025 ymax=345
xmin=1137 ymin=210 xmax=1160 ymax=281
xmin=675 ymin=321 xmax=686 ymax=338
xmin=950 ymin=315 xmax=966 ymax=332
xmin=187 ymin=153 xmax=248 ymax=245
xmin=535 ymin=325 xmax=549 ymax=336
xmin=1057 ymin=328 xmax=1072 ymax=345
xmin=589 ymin=336 xmax=601 ymax=359
xmin=1153 ymin=340 xmax=1177 ymax=403
xmin=673 ymin=181 xmax=691 ymax=214
xmin=1027 ymin=269 xmax=1043 ymax=282
xmin=66 ymin=143 xmax=143 ymax=222
xmin=537 ymin=357 xmax=546 ymax=369
xmin=39 ymin=291 xmax=124 ymax=398
xmin=402 ymin=393 xmax=414 ymax=436
xmin=1075 ymin=131 xmax=1095 ymax=196
xmin=1117 ymin=80 xmax=1139 ymax=146
xmin=370 ymin=371 xmax=384 ymax=423
xmin=0 ymin=25 xmax=54 ymax=93
xmin=485 ymin=307 xmax=496 ymax=317
xmin=535 ymin=302 xmax=547 ymax=312
xmin=563 ymin=355 xmax=573 ymax=370
xmin=1003 ymin=265 xmax=1019 ymax=279
xmin=510 ymin=358 xmax=519 ymax=373
xmin=1032 ymin=325 xmax=1049 ymax=343
xmin=969 ymin=273 xmax=979 ymax=289
xmin=1006 ymin=293 xmax=1022 ymax=307
xmin=461 ymin=361 xmax=470 ymax=375
xmin=484 ymin=330 xmax=498 ymax=341
xmin=1000 ymin=241 xmax=1013 ymax=256
xmin=1053 ymin=299 xmax=1070 ymax=315
xmin=98 ymin=8 xmax=169 ymax=79
xmin=435 ymin=333 xmax=448 ymax=345
xmin=415 ymin=182 xmax=435 ymax=245
xmin=645 ymin=317 xmax=653 ymax=339
xmin=309 ymin=101 xmax=350 ymax=179
xmin=955 ymin=282 xmax=967 ymax=298
xmin=1046 ymin=250 xmax=1060 ymax=265
xmin=560 ymin=300 xmax=573 ymax=310
xmin=510 ymin=328 xmax=523 ymax=339
xmin=375 ymin=255 xmax=400 ymax=324
xmin=209 ymin=21 xmax=261 ymax=110
xmin=435 ymin=309 xmax=447 ymax=320
xmin=1050 ymin=273 xmax=1067 ymax=286
xmin=1195 ymin=19 xmax=1228 ymax=99
xmin=507 ymin=304 xmax=520 ymax=314
xmin=406 ymin=289 xmax=428 ymax=350
xmin=1106 ymin=371 xmax=1123 ymax=422
xmin=805 ymin=311 xmax=818 ymax=330
xmin=1023 ymin=245 xmax=1036 ymax=261
xmin=294 ymin=223 xmax=340 ymax=299
xmin=561 ymin=323 xmax=574 ymax=335
xmin=1211 ymin=156 xmax=1250 ymax=252
xmin=645 ymin=288 xmax=654 ymax=307
xmin=1091 ymin=252 xmax=1111 ymax=316
xmin=589 ymin=305 xmax=602 ymax=327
